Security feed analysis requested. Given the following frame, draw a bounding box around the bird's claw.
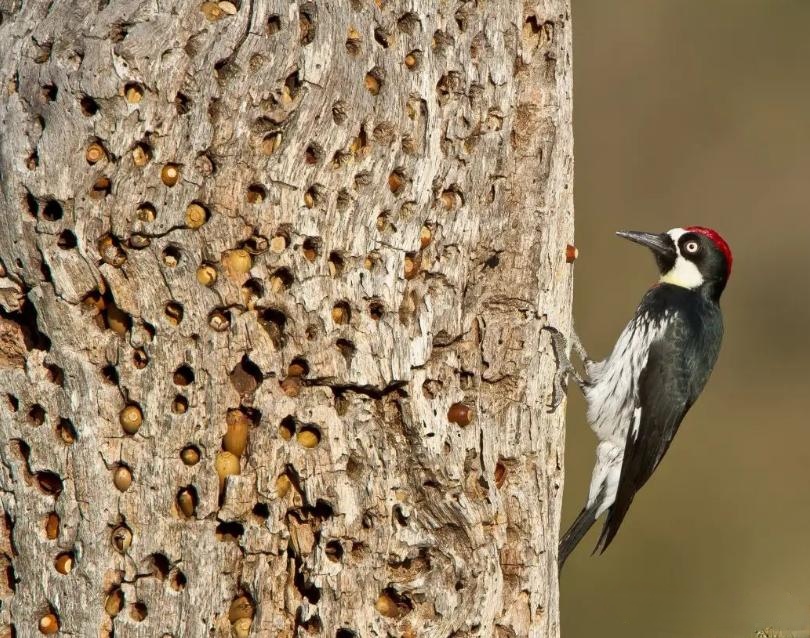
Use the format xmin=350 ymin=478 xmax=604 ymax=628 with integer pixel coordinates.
xmin=544 ymin=325 xmax=573 ymax=413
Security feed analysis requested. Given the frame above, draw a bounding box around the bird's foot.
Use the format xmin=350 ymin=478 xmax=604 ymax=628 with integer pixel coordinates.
xmin=545 ymin=326 xmax=575 ymax=413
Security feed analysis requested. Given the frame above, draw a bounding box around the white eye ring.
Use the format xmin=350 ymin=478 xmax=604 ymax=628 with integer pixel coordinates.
xmin=684 ymin=241 xmax=699 ymax=254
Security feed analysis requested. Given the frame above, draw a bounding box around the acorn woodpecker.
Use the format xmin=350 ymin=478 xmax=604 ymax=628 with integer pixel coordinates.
xmin=549 ymin=226 xmax=732 ymax=569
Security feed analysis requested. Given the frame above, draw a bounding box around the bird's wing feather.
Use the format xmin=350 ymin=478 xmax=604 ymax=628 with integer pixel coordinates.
xmin=595 ymin=312 xmax=695 ymax=553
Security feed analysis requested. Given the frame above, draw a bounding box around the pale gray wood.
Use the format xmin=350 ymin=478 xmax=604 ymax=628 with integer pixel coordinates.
xmin=0 ymin=0 xmax=573 ymax=636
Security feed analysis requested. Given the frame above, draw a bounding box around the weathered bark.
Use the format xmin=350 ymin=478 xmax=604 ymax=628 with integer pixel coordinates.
xmin=0 ymin=0 xmax=573 ymax=636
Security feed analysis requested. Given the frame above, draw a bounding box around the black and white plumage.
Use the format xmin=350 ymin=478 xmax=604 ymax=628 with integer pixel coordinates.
xmin=552 ymin=226 xmax=732 ymax=568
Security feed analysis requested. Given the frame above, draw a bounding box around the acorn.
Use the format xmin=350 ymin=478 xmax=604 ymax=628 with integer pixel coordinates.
xmin=165 ymin=302 xmax=184 ymax=325
xmin=364 ymin=72 xmax=380 ymax=95
xmin=228 ymin=595 xmax=255 ymax=622
xmin=38 ymin=613 xmax=59 ymax=634
xmin=160 ymin=163 xmax=180 ymax=187
xmin=447 ymin=402 xmax=473 ymax=427
xmin=105 ymin=589 xmax=124 ymax=616
xmin=119 ymin=404 xmax=143 ymax=435
xmin=404 ymin=254 xmax=419 ymax=280
xmin=45 ymin=512 xmax=59 ymax=540
xmin=180 ymin=445 xmax=200 ymax=466
xmin=223 ymin=409 xmax=250 ymax=457
xmin=419 ymin=225 xmax=432 ymax=248
xmin=209 ymin=310 xmax=230 ymax=332
xmin=196 ymin=264 xmax=217 ymax=286
xmin=106 ymin=304 xmax=130 ymax=336
xmin=86 ymin=142 xmax=106 ymax=164
xmin=275 ymin=473 xmax=292 ymax=497
xmin=296 ymin=425 xmax=320 ymax=449
xmin=215 ymin=451 xmax=241 ymax=489
xmin=136 ymin=203 xmax=156 ymax=222
xmin=111 ymin=524 xmax=132 ymax=552
xmin=232 ymin=618 xmax=252 ymax=638
xmin=113 ymin=465 xmax=132 ymax=492
xmin=132 ymin=144 xmax=151 ymax=167
xmin=54 ymin=552 xmax=73 ymax=574
xmin=201 ymin=1 xmax=224 ymax=20
xmin=125 ymin=84 xmax=143 ymax=103
xmin=177 ymin=488 xmax=196 ymax=518
xmin=269 ymin=234 xmax=287 ymax=253
xmin=565 ymin=243 xmax=578 ymax=263
xmin=218 ymin=0 xmax=237 ymax=14
xmin=331 ymin=304 xmax=348 ymax=324
xmin=98 ymin=234 xmax=127 ymax=266
xmin=280 ymin=376 xmax=301 ymax=397
xmin=375 ymin=592 xmax=399 ymax=618
xmin=261 ymin=132 xmax=281 ymax=155
xmin=404 ymin=52 xmax=418 ymax=69
xmin=388 ymin=171 xmax=404 ymax=193
xmin=185 ymin=203 xmax=208 ymax=228
xmin=303 ymin=190 xmax=315 ymax=208
xmin=222 ymin=249 xmax=252 ymax=277
xmin=440 ymin=190 xmax=457 ymax=209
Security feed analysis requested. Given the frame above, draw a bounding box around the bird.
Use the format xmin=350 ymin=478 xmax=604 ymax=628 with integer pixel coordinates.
xmin=548 ymin=226 xmax=732 ymax=569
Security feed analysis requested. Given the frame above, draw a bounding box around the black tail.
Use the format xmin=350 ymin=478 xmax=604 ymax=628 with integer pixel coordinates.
xmin=558 ymin=504 xmax=599 ymax=570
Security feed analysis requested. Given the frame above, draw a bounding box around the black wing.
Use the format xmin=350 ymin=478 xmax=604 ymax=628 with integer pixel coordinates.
xmin=595 ymin=309 xmax=715 ymax=553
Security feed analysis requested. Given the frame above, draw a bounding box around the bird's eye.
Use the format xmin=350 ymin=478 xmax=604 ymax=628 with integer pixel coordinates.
xmin=684 ymin=241 xmax=699 ymax=254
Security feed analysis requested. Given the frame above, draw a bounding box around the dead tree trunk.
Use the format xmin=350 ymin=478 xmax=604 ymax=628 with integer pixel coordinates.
xmin=0 ymin=0 xmax=573 ymax=636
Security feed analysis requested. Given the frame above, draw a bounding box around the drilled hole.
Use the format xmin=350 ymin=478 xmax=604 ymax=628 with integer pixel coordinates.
xmin=27 ymin=404 xmax=46 ymax=426
xmin=285 ymin=70 xmax=301 ymax=99
xmin=246 ymin=183 xmax=266 ymax=203
xmin=42 ymin=200 xmax=63 ymax=221
xmin=208 ymin=308 xmax=231 ymax=332
xmin=267 ymin=14 xmax=281 ymax=34
xmin=325 ymin=539 xmax=344 ymax=562
xmin=304 ymin=143 xmax=321 ymax=165
xmin=165 ymin=302 xmax=184 ymax=325
xmin=172 ymin=395 xmax=188 ymax=414
xmin=279 ymin=416 xmax=296 ymax=440
xmin=56 ymin=418 xmax=77 ymax=444
xmin=162 ymin=246 xmax=181 ymax=267
xmin=252 ymin=502 xmax=269 ymax=520
xmin=269 ymin=268 xmax=293 ymax=292
xmin=374 ymin=26 xmax=392 ymax=48
xmin=173 ymin=365 xmax=194 ymax=386
xmin=368 ymin=300 xmax=384 ymax=320
xmin=215 ymin=521 xmax=244 ymax=541
xmin=176 ymin=486 xmax=198 ymax=518
xmin=130 ymin=602 xmax=147 ymax=622
xmin=90 ymin=177 xmax=111 ymax=199
xmin=328 ymin=251 xmax=345 ymax=277
xmin=346 ymin=27 xmax=361 ymax=56
xmin=133 ymin=348 xmax=148 ymax=369
xmin=365 ymin=67 xmax=384 ymax=95
xmin=170 ymin=569 xmax=187 ymax=591
xmin=174 ymin=92 xmax=190 ymax=114
xmin=299 ymin=3 xmax=316 ymax=45
xmin=132 ymin=142 xmax=152 ymax=167
xmin=331 ymin=301 xmax=351 ymax=325
xmin=229 ymin=355 xmax=263 ymax=396
xmin=303 ymin=184 xmax=322 ymax=208
xmin=36 ymin=471 xmax=63 ymax=496
xmin=302 ymin=236 xmax=320 ymax=261
xmin=258 ymin=308 xmax=287 ymax=348
xmin=336 ymin=339 xmax=355 ymax=363
xmin=136 ymin=202 xmax=156 ymax=222
xmin=388 ymin=169 xmax=406 ymax=194
xmin=124 ymin=82 xmax=143 ymax=103
xmin=6 ymin=394 xmax=19 ymax=412
xmin=80 ymin=94 xmax=99 ymax=115
xmin=332 ymin=100 xmax=348 ymax=125
xmin=397 ymin=12 xmax=420 ymax=34
xmin=45 ymin=363 xmax=64 ymax=385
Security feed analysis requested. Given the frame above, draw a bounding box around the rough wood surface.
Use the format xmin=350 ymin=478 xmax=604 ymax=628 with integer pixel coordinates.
xmin=0 ymin=0 xmax=573 ymax=636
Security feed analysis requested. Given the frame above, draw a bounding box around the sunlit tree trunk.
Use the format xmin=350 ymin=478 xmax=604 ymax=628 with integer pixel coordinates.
xmin=0 ymin=0 xmax=573 ymax=635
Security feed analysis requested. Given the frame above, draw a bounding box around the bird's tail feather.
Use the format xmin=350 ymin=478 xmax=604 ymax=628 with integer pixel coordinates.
xmin=558 ymin=504 xmax=599 ymax=570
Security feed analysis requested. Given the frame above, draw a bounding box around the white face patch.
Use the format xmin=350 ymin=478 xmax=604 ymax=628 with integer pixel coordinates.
xmin=659 ymin=228 xmax=704 ymax=289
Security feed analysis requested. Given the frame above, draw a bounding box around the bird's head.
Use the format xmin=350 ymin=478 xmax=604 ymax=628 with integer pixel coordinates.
xmin=616 ymin=226 xmax=732 ymax=300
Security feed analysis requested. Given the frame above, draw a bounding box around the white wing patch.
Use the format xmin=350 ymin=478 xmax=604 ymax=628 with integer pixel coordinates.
xmin=660 ymin=228 xmax=704 ymax=289
xmin=583 ymin=312 xmax=670 ymax=515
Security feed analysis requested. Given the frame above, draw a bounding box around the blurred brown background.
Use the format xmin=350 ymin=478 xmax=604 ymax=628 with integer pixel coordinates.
xmin=562 ymin=1 xmax=810 ymax=636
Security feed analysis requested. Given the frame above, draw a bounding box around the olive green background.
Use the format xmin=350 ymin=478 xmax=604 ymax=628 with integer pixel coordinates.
xmin=561 ymin=1 xmax=810 ymax=636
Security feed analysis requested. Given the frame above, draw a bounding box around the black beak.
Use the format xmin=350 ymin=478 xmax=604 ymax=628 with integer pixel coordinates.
xmin=615 ymin=230 xmax=675 ymax=259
